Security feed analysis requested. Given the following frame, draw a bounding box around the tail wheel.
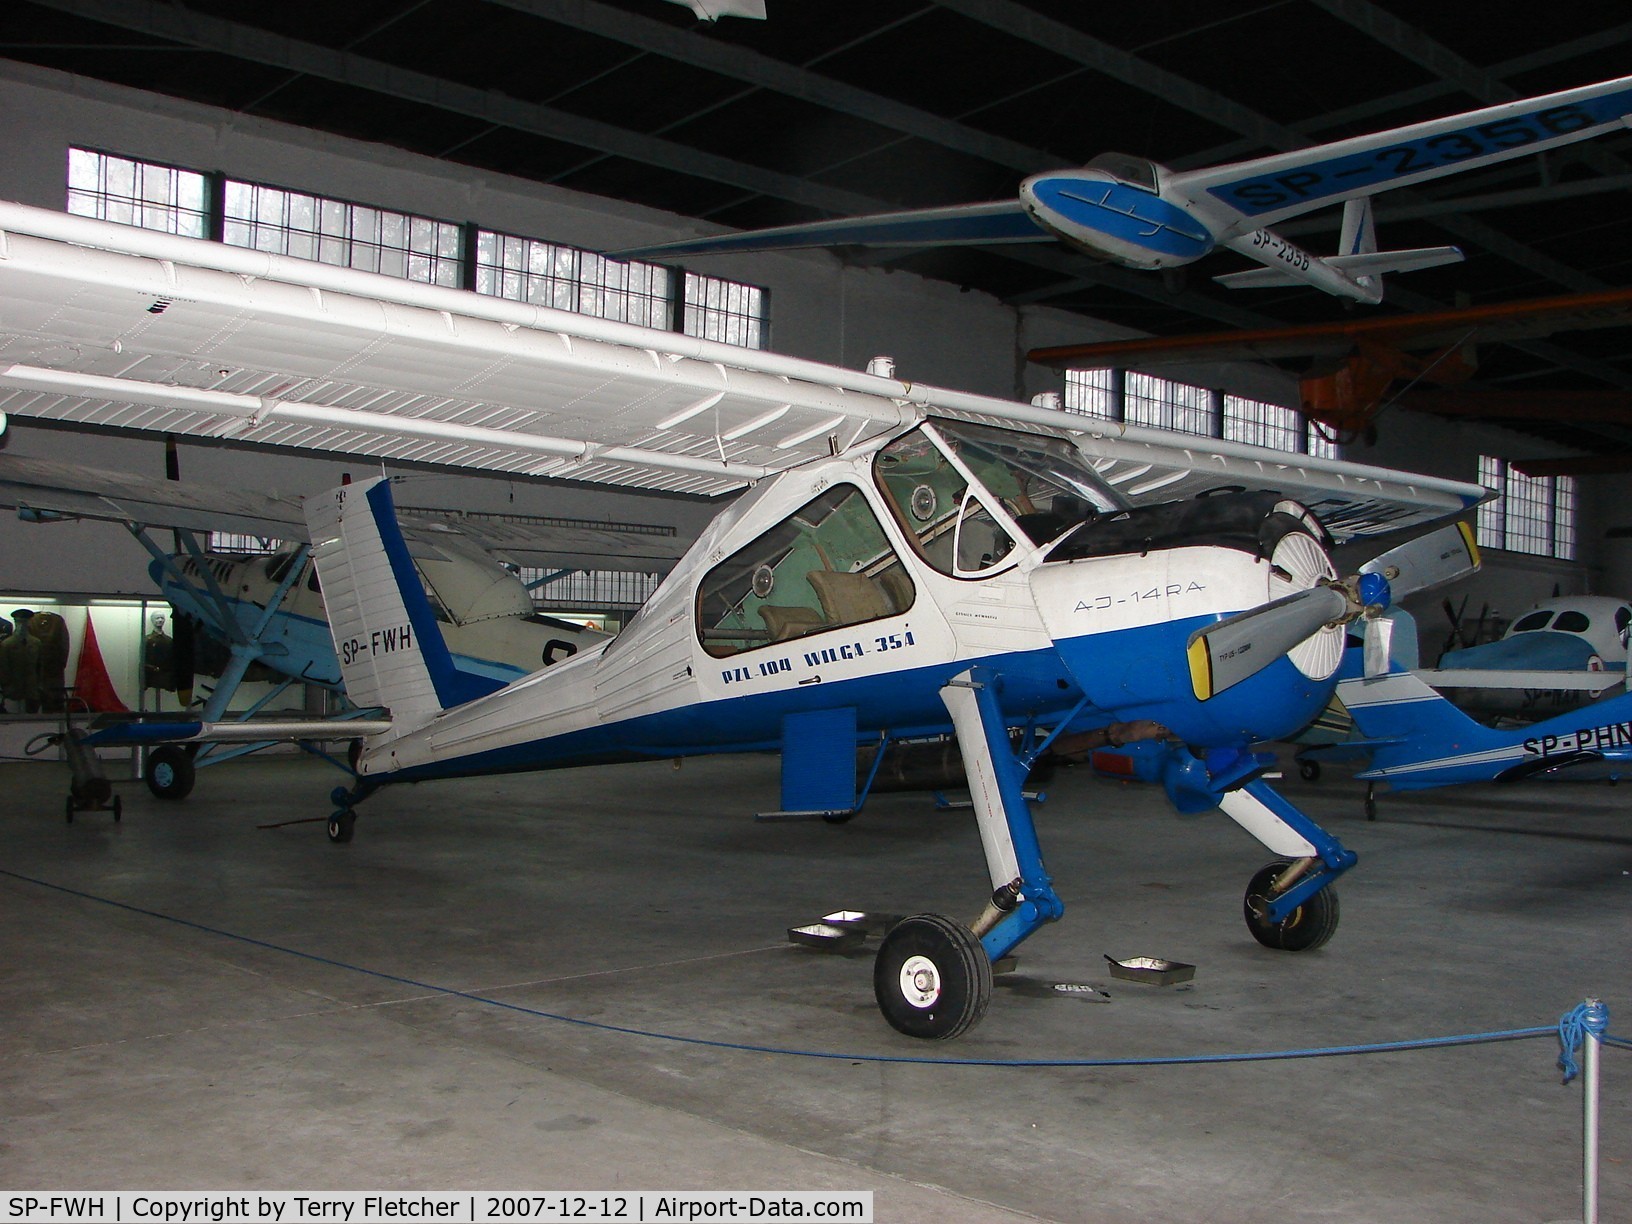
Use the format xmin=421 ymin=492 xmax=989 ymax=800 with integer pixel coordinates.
xmin=1243 ymin=860 xmax=1339 ymax=952
xmin=327 ymin=810 xmax=356 ymax=844
xmin=873 ymin=914 xmax=992 ymax=1039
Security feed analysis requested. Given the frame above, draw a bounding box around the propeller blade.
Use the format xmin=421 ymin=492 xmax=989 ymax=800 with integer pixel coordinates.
xmin=1187 ymin=585 xmax=1351 ymax=701
xmin=1360 ymin=521 xmax=1478 ymax=600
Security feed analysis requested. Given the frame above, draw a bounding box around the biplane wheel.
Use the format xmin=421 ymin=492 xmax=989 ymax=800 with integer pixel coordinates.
xmin=327 ymin=810 xmax=356 ymax=844
xmin=873 ymin=914 xmax=992 ymax=1040
xmin=146 ymin=745 xmax=196 ymax=800
xmin=1298 ymin=758 xmax=1321 ymax=782
xmin=64 ymin=794 xmax=74 ymax=824
xmin=1243 ymin=861 xmax=1339 ymax=952
xmin=1364 ymin=783 xmax=1377 ymax=821
xmin=112 ymin=794 xmax=122 ymax=823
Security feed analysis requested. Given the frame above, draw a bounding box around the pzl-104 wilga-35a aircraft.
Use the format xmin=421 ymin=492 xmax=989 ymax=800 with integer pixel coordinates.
xmin=0 ymin=200 xmax=1485 ymax=1038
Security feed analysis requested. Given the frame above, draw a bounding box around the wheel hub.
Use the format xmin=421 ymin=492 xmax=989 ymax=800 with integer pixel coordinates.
xmin=899 ymin=955 xmax=942 ymax=1008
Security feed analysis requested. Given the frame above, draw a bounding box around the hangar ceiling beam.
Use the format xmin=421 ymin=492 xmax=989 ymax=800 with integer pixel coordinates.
xmin=26 ymin=0 xmax=886 ymax=216
xmin=1171 ymin=22 xmax=1632 ymax=170
xmin=495 ymin=0 xmax=1070 ymax=175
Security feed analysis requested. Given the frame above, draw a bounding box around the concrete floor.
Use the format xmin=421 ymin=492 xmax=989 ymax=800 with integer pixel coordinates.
xmin=1 ymin=747 xmax=1627 ymax=1221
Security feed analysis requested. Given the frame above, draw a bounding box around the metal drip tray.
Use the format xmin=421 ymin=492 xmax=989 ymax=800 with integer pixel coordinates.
xmin=1104 ymin=954 xmax=1195 ymax=985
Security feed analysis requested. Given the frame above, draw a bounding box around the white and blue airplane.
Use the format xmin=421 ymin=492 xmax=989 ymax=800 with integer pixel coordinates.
xmin=0 ymin=197 xmax=1488 ymax=1039
xmin=620 ymin=75 xmax=1632 ymax=305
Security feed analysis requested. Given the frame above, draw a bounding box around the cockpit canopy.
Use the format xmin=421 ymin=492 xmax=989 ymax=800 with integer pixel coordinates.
xmin=1085 ymin=152 xmax=1160 ymax=193
xmin=874 ymin=419 xmax=1127 ymax=576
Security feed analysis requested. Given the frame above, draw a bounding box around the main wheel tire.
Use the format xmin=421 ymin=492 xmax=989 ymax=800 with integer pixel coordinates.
xmin=1298 ymin=758 xmax=1321 ymax=782
xmin=873 ymin=913 xmax=993 ymax=1040
xmin=1243 ymin=861 xmax=1339 ymax=952
xmin=112 ymin=794 xmax=122 ymax=823
xmin=327 ymin=810 xmax=356 ymax=844
xmin=146 ymin=745 xmax=196 ymax=800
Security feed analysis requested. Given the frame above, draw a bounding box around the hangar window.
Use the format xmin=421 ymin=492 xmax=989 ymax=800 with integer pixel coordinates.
xmin=222 ymin=182 xmax=463 ymax=286
xmin=64 ymin=150 xmax=770 ymax=346
xmin=697 ymin=485 xmax=913 ymax=657
xmin=475 ymin=231 xmax=673 ymax=328
xmin=67 ymin=148 xmax=210 ymax=237
xmin=1063 ymin=369 xmax=1336 ymax=458
xmin=210 ymin=532 xmax=280 ymax=556
xmin=1476 ymin=456 xmax=1576 ymax=560
xmin=684 ymin=273 xmax=767 ymax=349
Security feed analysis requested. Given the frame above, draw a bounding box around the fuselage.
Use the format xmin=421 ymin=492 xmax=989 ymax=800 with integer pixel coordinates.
xmin=355 ymin=419 xmax=1344 ymax=787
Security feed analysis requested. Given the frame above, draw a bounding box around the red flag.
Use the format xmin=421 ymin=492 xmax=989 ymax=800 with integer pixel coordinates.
xmin=73 ymin=613 xmax=129 ymax=714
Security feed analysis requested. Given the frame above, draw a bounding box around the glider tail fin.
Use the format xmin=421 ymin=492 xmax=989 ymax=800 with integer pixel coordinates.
xmin=305 ymin=476 xmax=505 ymax=728
xmin=1215 ymin=197 xmax=1463 ymax=298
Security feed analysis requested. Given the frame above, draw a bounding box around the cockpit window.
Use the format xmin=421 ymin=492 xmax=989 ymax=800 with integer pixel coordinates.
xmin=1086 ymin=152 xmax=1159 ymax=192
xmin=875 ymin=420 xmax=1124 ymax=577
xmin=697 ymin=483 xmax=913 ymax=658
xmin=1512 ymin=610 xmax=1554 ymax=633
xmin=1553 ymin=610 xmax=1590 ymax=633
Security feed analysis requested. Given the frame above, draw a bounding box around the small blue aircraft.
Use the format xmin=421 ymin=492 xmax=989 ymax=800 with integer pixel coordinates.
xmin=620 ymin=76 xmax=1632 ymax=304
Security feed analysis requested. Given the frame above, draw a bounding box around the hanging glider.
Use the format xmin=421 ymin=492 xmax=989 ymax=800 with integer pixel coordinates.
xmin=618 ymin=75 xmax=1632 ymax=305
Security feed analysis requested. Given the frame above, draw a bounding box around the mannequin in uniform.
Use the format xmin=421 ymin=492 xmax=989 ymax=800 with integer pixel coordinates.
xmin=28 ymin=610 xmax=70 ymax=713
xmin=0 ymin=610 xmax=41 ymax=712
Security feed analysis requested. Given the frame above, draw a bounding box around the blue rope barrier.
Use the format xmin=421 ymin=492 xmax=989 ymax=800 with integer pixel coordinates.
xmin=1558 ymin=999 xmax=1611 ymax=1084
xmin=0 ymin=866 xmax=1614 ymax=1070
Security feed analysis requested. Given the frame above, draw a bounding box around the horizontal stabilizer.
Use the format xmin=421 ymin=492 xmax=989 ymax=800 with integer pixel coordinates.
xmin=616 ymin=201 xmax=1047 ymax=259
xmin=1214 ymin=246 xmax=1464 ymax=290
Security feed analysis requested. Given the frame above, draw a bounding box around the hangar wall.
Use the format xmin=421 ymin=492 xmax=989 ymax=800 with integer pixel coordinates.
xmin=0 ymin=59 xmax=1617 ymax=626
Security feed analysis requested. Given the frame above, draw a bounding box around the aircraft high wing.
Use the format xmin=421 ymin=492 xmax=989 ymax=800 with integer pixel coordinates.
xmin=2 ymin=197 xmax=1500 ymax=1039
xmin=1028 ymin=286 xmax=1632 ymax=438
xmin=616 ymin=76 xmax=1632 ymax=305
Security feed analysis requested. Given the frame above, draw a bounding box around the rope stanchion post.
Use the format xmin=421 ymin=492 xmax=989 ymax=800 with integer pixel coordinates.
xmin=1558 ymin=998 xmax=1610 ymax=1224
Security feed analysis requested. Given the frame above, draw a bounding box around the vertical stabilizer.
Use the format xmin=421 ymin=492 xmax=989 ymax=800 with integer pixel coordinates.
xmin=1339 ymin=196 xmax=1380 ymax=298
xmin=305 ymin=477 xmax=503 ymax=726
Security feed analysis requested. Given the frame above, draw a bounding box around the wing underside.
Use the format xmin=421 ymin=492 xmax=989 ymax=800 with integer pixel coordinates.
xmin=0 ymin=201 xmax=1484 ymax=542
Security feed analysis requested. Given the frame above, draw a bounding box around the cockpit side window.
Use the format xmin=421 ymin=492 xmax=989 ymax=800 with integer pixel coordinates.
xmin=696 ymin=484 xmax=914 ymax=658
xmin=1554 ymin=610 xmax=1590 ymax=633
xmin=1512 ymin=610 xmax=1554 ymax=633
xmin=875 ymin=421 xmax=1122 ymax=577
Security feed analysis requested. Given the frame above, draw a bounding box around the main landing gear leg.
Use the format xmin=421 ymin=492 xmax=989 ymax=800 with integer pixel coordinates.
xmin=872 ymin=667 xmax=1064 ymax=1040
xmin=1216 ymin=779 xmax=1355 ymax=952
